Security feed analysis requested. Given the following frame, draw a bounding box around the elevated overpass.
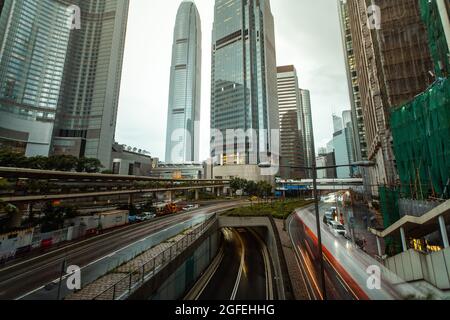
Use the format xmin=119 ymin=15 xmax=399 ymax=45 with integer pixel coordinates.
xmin=276 ymin=178 xmax=364 ymax=193
xmin=0 ymin=167 xmax=230 ymax=205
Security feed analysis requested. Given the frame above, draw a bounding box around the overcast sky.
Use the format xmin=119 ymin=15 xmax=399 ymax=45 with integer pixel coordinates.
xmin=116 ymin=0 xmax=350 ymax=161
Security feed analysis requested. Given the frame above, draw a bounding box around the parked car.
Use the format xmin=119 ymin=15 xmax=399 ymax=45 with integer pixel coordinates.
xmin=183 ymin=204 xmax=199 ymax=211
xmin=329 ymin=221 xmax=347 ymax=237
xmin=136 ymin=212 xmax=156 ymax=222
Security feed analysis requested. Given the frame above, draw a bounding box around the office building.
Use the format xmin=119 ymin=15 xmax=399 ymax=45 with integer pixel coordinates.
xmin=338 ymin=0 xmax=368 ymax=162
xmin=112 ymin=143 xmax=152 ymax=176
xmin=0 ymin=0 xmax=130 ymax=168
xmin=277 ymin=65 xmax=305 ymax=179
xmin=299 ymin=89 xmax=315 ymax=174
xmin=343 ymin=110 xmax=357 ymax=168
xmin=0 ymin=0 xmax=72 ymax=156
xmin=346 ymin=0 xmax=433 ymax=193
xmin=51 ymin=0 xmax=130 ymax=169
xmin=210 ymin=0 xmax=279 ymax=181
xmin=165 ymin=1 xmax=201 ymax=164
xmin=152 ymin=162 xmax=203 ymax=180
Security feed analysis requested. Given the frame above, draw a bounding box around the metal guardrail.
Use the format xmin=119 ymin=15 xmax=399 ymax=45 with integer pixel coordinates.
xmin=92 ymin=214 xmax=217 ymax=300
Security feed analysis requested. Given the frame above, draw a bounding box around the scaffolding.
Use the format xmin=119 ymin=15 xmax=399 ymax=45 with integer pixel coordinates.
xmin=390 ymin=77 xmax=450 ymax=200
xmin=419 ymin=0 xmax=450 ymax=77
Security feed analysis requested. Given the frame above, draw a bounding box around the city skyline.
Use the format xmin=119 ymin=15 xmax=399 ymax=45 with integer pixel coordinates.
xmin=116 ymin=0 xmax=351 ymax=161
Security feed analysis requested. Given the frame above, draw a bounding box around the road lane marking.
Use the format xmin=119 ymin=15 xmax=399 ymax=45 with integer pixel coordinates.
xmin=248 ymin=228 xmax=273 ymax=300
xmin=230 ymin=229 xmax=245 ymax=301
xmin=11 ymin=202 xmax=247 ymax=300
xmin=14 ymin=219 xmax=201 ymax=300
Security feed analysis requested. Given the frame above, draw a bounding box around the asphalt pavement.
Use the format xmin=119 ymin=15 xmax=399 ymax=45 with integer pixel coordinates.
xmin=198 ymin=228 xmax=269 ymax=301
xmin=0 ymin=201 xmax=245 ymax=300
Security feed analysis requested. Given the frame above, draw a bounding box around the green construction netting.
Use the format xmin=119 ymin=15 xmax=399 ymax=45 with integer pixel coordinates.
xmin=419 ymin=0 xmax=450 ymax=77
xmin=379 ymin=186 xmax=401 ymax=228
xmin=391 ymin=77 xmax=450 ymax=200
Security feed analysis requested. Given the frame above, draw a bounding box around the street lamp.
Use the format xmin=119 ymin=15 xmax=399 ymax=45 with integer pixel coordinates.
xmin=259 ymin=161 xmax=375 ymax=300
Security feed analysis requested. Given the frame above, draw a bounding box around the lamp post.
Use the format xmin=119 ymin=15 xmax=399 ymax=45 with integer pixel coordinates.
xmin=259 ymin=160 xmax=374 ymax=300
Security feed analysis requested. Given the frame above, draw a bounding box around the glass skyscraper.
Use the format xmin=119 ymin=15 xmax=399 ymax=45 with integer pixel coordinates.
xmin=211 ymin=0 xmax=279 ymax=168
xmin=0 ymin=0 xmax=129 ymax=168
xmin=51 ymin=0 xmax=130 ymax=168
xmin=0 ymin=0 xmax=71 ymax=156
xmin=299 ymin=89 xmax=315 ymax=175
xmin=165 ymin=1 xmax=201 ymax=164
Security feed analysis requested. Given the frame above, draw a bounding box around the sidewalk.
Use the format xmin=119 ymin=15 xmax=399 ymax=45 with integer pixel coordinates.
xmin=341 ymin=202 xmax=384 ymax=258
xmin=274 ymin=219 xmax=310 ymax=300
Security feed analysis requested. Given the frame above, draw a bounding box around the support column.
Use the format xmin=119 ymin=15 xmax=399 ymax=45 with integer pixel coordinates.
xmin=400 ymin=227 xmax=408 ymax=253
xmin=195 ymin=189 xmax=200 ymax=201
xmin=166 ymin=191 xmax=173 ymax=203
xmin=438 ymin=215 xmax=449 ymax=249
xmin=376 ymin=236 xmax=383 ymax=257
xmin=128 ymin=194 xmax=133 ymax=206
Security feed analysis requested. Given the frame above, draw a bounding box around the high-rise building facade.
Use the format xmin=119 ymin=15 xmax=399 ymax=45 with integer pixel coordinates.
xmin=165 ymin=1 xmax=201 ymax=164
xmin=299 ymin=89 xmax=314 ymax=174
xmin=211 ymin=0 xmax=279 ymax=179
xmin=338 ymin=0 xmax=368 ymax=162
xmin=52 ymin=0 xmax=130 ymax=168
xmin=277 ymin=66 xmax=305 ymax=179
xmin=0 ymin=0 xmax=72 ymax=156
xmin=0 ymin=0 xmax=129 ymax=168
xmin=346 ymin=0 xmax=433 ymax=193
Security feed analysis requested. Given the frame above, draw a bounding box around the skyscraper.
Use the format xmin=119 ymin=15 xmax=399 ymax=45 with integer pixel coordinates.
xmin=51 ymin=0 xmax=130 ymax=168
xmin=0 ymin=0 xmax=72 ymax=156
xmin=338 ymin=0 xmax=368 ymax=162
xmin=299 ymin=89 xmax=315 ymax=173
xmin=277 ymin=66 xmax=305 ymax=179
xmin=165 ymin=1 xmax=201 ymax=164
xmin=0 ymin=0 xmax=130 ymax=168
xmin=210 ymin=0 xmax=279 ymax=180
xmin=331 ymin=112 xmax=351 ymax=178
xmin=346 ymin=0 xmax=433 ymax=193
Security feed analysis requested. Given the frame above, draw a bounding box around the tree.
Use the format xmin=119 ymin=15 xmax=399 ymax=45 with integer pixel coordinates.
xmin=256 ymin=181 xmax=273 ymax=198
xmin=76 ymin=157 xmax=103 ymax=173
xmin=26 ymin=156 xmax=49 ymax=170
xmin=47 ymin=155 xmax=78 ymax=172
xmin=40 ymin=202 xmax=79 ymax=232
xmin=230 ymin=178 xmax=247 ymax=194
xmin=0 ymin=148 xmax=28 ymax=168
xmin=244 ymin=180 xmax=258 ymax=196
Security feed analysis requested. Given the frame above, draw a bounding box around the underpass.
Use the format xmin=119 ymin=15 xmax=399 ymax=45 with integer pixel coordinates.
xmin=194 ymin=228 xmax=273 ymax=301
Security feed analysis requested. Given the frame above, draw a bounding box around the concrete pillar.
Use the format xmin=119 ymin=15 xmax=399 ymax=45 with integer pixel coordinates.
xmin=438 ymin=215 xmax=449 ymax=249
xmin=128 ymin=194 xmax=133 ymax=206
xmin=400 ymin=227 xmax=408 ymax=253
xmin=167 ymin=191 xmax=173 ymax=202
xmin=195 ymin=189 xmax=200 ymax=201
xmin=376 ymin=236 xmax=383 ymax=257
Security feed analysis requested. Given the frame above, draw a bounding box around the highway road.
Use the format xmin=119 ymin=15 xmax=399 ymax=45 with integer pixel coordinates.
xmin=197 ymin=228 xmax=273 ymax=301
xmin=0 ymin=201 xmax=245 ymax=300
xmin=288 ymin=203 xmax=424 ymax=300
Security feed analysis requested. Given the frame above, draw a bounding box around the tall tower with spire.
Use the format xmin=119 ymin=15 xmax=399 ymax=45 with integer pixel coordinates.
xmin=165 ymin=1 xmax=202 ymax=164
